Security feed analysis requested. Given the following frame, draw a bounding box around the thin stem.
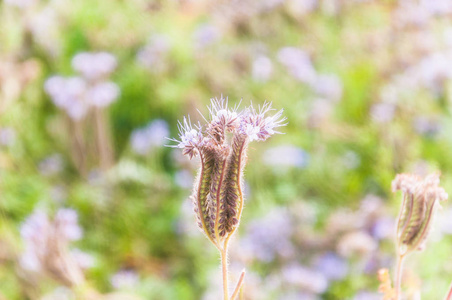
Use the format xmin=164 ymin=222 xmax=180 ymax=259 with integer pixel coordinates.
xmin=230 ymin=269 xmax=245 ymax=300
xmin=395 ymin=254 xmax=406 ymax=300
xmin=94 ymin=107 xmax=113 ymax=170
xmin=72 ymin=119 xmax=87 ymax=176
xmin=444 ymin=280 xmax=452 ymax=300
xmin=221 ymin=246 xmax=229 ymax=300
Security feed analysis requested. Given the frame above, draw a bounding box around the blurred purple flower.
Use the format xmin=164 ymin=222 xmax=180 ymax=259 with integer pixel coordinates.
xmin=86 ymin=81 xmax=120 ymax=107
xmin=137 ymin=34 xmax=171 ymax=71
xmin=370 ymin=102 xmax=395 ymax=123
xmin=72 ymin=52 xmax=117 ymax=81
xmin=110 ymin=270 xmax=139 ymax=289
xmin=420 ymin=0 xmax=452 ymax=15
xmin=174 ymin=169 xmax=194 ymax=189
xmin=0 ymin=127 xmax=16 ymax=147
xmin=370 ymin=216 xmax=395 ymax=240
xmin=193 ymin=24 xmax=222 ymax=48
xmin=280 ymin=291 xmax=319 ymax=300
xmin=44 ymin=76 xmax=89 ymax=120
xmin=70 ymin=249 xmax=95 ymax=269
xmin=277 ymin=47 xmax=317 ymax=84
xmin=353 ymin=290 xmax=381 ymax=300
xmin=20 ymin=210 xmax=49 ymax=271
xmin=38 ymin=154 xmax=63 ymax=176
xmin=285 ymin=0 xmax=318 ymax=17
xmin=314 ymin=252 xmax=349 ymax=281
xmin=311 ymin=74 xmax=343 ymax=102
xmin=54 ymin=208 xmax=83 ymax=242
xmin=241 ymin=208 xmax=295 ymax=262
xmin=281 ymin=263 xmax=329 ymax=294
xmin=263 ymin=145 xmax=309 ymax=168
xmin=4 ymin=0 xmax=38 ymax=9
xmin=252 ymin=55 xmax=273 ymax=82
xmin=307 ymin=98 xmax=334 ymax=127
xmin=130 ymin=119 xmax=170 ymax=155
xmin=413 ymin=116 xmax=441 ymax=136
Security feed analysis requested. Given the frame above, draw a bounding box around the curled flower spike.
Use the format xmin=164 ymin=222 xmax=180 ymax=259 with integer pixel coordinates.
xmin=239 ymin=102 xmax=287 ymax=142
xmin=167 ymin=116 xmax=204 ymax=159
xmin=392 ymin=173 xmax=448 ymax=255
xmin=169 ymin=97 xmax=285 ymax=300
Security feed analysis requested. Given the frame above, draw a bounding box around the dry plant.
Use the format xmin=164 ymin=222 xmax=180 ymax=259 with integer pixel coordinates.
xmin=169 ymin=97 xmax=286 ymax=300
xmin=378 ymin=173 xmax=449 ymax=300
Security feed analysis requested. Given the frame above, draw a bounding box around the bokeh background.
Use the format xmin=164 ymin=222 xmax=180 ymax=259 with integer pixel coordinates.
xmin=2 ymin=0 xmax=452 ymax=299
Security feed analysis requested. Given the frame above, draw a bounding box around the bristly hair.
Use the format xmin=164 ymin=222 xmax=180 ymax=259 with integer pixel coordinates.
xmin=168 ymin=97 xmax=286 ymax=247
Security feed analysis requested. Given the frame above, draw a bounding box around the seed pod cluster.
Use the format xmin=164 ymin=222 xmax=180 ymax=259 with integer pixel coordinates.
xmin=392 ymin=173 xmax=448 ymax=255
xmin=170 ymin=98 xmax=286 ymax=246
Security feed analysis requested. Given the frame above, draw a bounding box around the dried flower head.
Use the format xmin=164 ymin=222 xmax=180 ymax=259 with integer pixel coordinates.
xmin=169 ymin=97 xmax=286 ymax=247
xmin=392 ymin=173 xmax=448 ymax=255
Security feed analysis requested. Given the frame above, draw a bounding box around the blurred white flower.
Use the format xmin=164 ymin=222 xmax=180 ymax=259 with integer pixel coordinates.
xmin=342 ymin=151 xmax=361 ymax=170
xmin=337 ymin=231 xmax=377 ymax=258
xmin=41 ymin=287 xmax=75 ymax=300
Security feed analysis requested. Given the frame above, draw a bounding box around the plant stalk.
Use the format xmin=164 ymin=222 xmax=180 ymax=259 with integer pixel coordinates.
xmin=395 ymin=253 xmax=406 ymax=300
xmin=230 ymin=269 xmax=245 ymax=300
xmin=221 ymin=246 xmax=229 ymax=300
